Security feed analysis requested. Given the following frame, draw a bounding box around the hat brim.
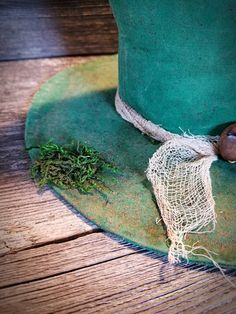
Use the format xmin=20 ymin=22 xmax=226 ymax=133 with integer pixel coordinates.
xmin=25 ymin=55 xmax=236 ymax=268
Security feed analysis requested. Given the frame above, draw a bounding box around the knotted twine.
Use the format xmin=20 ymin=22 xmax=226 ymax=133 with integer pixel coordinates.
xmin=115 ymin=91 xmax=221 ymax=265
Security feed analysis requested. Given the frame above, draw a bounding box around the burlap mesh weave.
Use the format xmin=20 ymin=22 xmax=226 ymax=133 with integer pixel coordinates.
xmin=146 ymin=138 xmax=217 ymax=263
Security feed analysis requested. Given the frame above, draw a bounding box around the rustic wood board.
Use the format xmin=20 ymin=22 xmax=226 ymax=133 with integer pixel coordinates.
xmin=0 ymin=57 xmax=98 ymax=256
xmin=0 ymin=247 xmax=235 ymax=314
xmin=0 ymin=232 xmax=139 ymax=288
xmin=0 ymin=56 xmax=236 ymax=313
xmin=0 ymin=0 xmax=118 ymax=61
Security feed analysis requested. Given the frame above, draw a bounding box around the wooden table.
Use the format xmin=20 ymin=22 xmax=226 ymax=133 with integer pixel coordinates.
xmin=0 ymin=56 xmax=236 ymax=314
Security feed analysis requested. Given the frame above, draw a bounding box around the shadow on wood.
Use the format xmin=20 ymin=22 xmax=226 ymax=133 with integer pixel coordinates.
xmin=0 ymin=0 xmax=118 ymax=61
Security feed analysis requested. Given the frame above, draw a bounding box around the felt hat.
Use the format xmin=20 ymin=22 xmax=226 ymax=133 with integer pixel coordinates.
xmin=25 ymin=0 xmax=236 ymax=267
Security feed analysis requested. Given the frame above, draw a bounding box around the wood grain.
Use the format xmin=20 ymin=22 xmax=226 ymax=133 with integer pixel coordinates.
xmin=0 ymin=232 xmax=140 ymax=288
xmin=0 ymin=0 xmax=118 ymax=61
xmin=0 ymin=178 xmax=96 ymax=255
xmin=0 ymin=250 xmax=235 ymax=314
xmin=0 ymin=57 xmax=98 ymax=256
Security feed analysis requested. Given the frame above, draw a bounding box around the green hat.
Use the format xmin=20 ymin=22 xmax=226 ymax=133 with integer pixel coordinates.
xmin=25 ymin=0 xmax=236 ymax=267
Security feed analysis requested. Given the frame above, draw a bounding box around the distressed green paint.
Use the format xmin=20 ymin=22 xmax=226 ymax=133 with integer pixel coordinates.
xmin=25 ymin=56 xmax=236 ymax=267
xmin=109 ymin=0 xmax=236 ymax=135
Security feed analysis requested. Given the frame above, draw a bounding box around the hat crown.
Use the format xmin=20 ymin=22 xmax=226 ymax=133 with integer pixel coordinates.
xmin=110 ymin=0 xmax=236 ymax=135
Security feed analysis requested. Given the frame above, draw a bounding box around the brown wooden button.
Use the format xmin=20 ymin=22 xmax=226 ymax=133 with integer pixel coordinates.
xmin=219 ymin=123 xmax=236 ymax=163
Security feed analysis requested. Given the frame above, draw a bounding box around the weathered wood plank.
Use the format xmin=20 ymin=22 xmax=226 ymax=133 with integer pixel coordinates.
xmin=0 ymin=57 xmax=95 ymax=104
xmin=0 ymin=0 xmax=118 ymax=61
xmin=0 ymin=57 xmax=98 ymax=255
xmin=0 ymin=173 xmax=97 ymax=255
xmin=0 ymin=134 xmax=96 ymax=254
xmin=0 ymin=251 xmax=235 ymax=314
xmin=0 ymin=232 xmax=139 ymax=288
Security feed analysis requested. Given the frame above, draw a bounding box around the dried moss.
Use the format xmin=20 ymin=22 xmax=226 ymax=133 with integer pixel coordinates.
xmin=28 ymin=142 xmax=118 ymax=193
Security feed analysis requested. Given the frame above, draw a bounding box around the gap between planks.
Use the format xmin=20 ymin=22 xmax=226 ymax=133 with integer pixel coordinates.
xmin=0 ymin=231 xmax=143 ymax=289
xmin=0 ymin=228 xmax=235 ymax=313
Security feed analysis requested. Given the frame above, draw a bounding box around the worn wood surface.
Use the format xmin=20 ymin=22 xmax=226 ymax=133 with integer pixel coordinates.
xmin=0 ymin=0 xmax=118 ymax=61
xmin=0 ymin=57 xmax=98 ymax=257
xmin=0 ymin=56 xmax=236 ymax=313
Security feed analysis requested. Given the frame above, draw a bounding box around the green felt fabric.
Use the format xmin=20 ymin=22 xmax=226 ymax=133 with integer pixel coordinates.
xmin=25 ymin=56 xmax=236 ymax=267
xmin=109 ymin=0 xmax=236 ymax=135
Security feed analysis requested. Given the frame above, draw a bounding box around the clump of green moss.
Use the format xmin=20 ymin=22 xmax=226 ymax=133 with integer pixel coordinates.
xmin=28 ymin=142 xmax=118 ymax=193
